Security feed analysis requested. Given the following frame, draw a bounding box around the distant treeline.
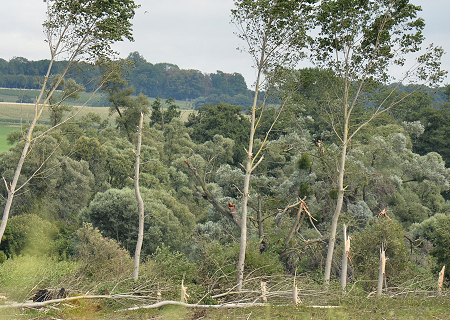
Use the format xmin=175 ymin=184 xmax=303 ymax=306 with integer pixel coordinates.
xmin=0 ymin=52 xmax=255 ymax=108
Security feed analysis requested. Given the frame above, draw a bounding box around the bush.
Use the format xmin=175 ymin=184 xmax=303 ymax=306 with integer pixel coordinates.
xmin=351 ymin=218 xmax=413 ymax=290
xmin=74 ymin=223 xmax=132 ymax=281
xmin=0 ymin=214 xmax=59 ymax=258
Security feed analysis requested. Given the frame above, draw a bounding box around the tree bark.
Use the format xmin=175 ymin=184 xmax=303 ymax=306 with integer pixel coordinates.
xmin=437 ymin=265 xmax=445 ymax=296
xmin=133 ymin=113 xmax=145 ymax=281
xmin=341 ymin=224 xmax=350 ymax=291
xmin=236 ymin=59 xmax=261 ymax=290
xmin=377 ymin=242 xmax=386 ymax=297
xmin=324 ymin=136 xmax=348 ymax=285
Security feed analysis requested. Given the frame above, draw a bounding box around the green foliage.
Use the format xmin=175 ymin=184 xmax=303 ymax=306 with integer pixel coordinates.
xmin=74 ymin=223 xmax=132 ymax=280
xmin=151 ymin=246 xmax=197 ymax=283
xmin=351 ymin=218 xmax=413 ymax=289
xmin=44 ymin=0 xmax=139 ymax=60
xmin=150 ymin=97 xmax=181 ymax=127
xmin=0 ymin=251 xmax=6 ymax=264
xmin=411 ymin=214 xmax=450 ymax=279
xmin=0 ymin=214 xmax=59 ymax=258
xmin=314 ymin=0 xmax=428 ymax=82
xmin=187 ymin=103 xmax=250 ymax=163
xmin=297 ymin=154 xmax=311 ymax=170
xmin=82 ymin=187 xmax=195 ymax=256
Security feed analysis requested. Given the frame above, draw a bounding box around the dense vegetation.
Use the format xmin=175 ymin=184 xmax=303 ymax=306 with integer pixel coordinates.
xmin=2 ymin=72 xmax=450 ymax=290
xmin=1 ymin=0 xmax=450 ymax=318
xmin=0 ymin=52 xmax=255 ymax=108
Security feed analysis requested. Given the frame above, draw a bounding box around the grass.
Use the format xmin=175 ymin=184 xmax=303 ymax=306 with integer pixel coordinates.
xmin=0 ymin=124 xmax=20 ymax=152
xmin=12 ymin=295 xmax=450 ymax=319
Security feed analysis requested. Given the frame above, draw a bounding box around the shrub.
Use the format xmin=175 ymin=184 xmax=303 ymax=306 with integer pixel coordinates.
xmin=74 ymin=223 xmax=132 ymax=281
xmin=351 ymin=218 xmax=413 ymax=290
xmin=0 ymin=214 xmax=59 ymax=258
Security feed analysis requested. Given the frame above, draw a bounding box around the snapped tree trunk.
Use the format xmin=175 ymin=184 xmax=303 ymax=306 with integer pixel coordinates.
xmin=133 ymin=113 xmax=145 ymax=281
xmin=377 ymin=242 xmax=386 ymax=297
xmin=437 ymin=265 xmax=445 ymax=296
xmin=341 ymin=224 xmax=350 ymax=291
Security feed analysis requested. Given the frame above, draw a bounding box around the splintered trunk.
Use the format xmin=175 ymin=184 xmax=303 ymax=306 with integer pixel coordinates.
xmin=437 ymin=265 xmax=445 ymax=295
xmin=341 ymin=224 xmax=350 ymax=291
xmin=133 ymin=113 xmax=145 ymax=281
xmin=377 ymin=242 xmax=386 ymax=297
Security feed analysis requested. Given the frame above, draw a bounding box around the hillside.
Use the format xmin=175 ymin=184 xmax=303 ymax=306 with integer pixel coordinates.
xmin=0 ymin=53 xmax=255 ymax=108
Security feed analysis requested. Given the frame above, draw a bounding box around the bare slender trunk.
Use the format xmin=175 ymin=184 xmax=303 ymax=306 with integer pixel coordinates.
xmin=437 ymin=265 xmax=445 ymax=296
xmin=324 ymin=140 xmax=348 ymax=284
xmin=0 ymin=65 xmax=51 ymax=243
xmin=236 ymin=63 xmax=261 ymax=291
xmin=0 ymin=126 xmax=34 ymax=241
xmin=341 ymin=224 xmax=349 ymax=291
xmin=133 ymin=113 xmax=145 ymax=281
xmin=257 ymin=195 xmax=264 ymax=240
xmin=377 ymin=242 xmax=386 ymax=297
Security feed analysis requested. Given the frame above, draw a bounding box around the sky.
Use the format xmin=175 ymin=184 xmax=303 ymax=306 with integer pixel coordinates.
xmin=0 ymin=0 xmax=449 ymax=88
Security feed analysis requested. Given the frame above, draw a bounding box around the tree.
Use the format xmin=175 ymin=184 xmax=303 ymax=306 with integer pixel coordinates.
xmin=0 ymin=0 xmax=139 ymax=245
xmin=47 ymin=77 xmax=85 ymax=127
xmin=150 ymin=97 xmax=181 ymax=130
xmin=232 ymin=0 xmax=317 ymax=290
xmin=308 ymin=0 xmax=446 ymax=284
xmin=133 ymin=113 xmax=144 ymax=280
xmin=186 ymin=103 xmax=251 ymax=164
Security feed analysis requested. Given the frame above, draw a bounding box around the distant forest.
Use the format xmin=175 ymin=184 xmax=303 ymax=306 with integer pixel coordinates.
xmin=0 ymin=52 xmax=255 ymax=108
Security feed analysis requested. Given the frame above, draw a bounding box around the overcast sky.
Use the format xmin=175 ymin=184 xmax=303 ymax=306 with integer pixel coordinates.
xmin=0 ymin=0 xmax=449 ymax=87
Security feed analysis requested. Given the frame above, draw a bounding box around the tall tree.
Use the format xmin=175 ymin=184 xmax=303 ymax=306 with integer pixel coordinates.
xmin=0 ymin=0 xmax=138 ymax=245
xmin=232 ymin=0 xmax=317 ymax=290
xmin=133 ymin=113 xmax=145 ymax=280
xmin=308 ymin=0 xmax=446 ymax=284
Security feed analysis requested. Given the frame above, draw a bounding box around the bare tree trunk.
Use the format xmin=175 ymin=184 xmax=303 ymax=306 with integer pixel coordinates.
xmin=236 ymin=64 xmax=262 ymax=291
xmin=324 ymin=134 xmax=348 ymax=285
xmin=284 ymin=205 xmax=305 ymax=249
xmin=133 ymin=113 xmax=145 ymax=281
xmin=377 ymin=242 xmax=386 ymax=297
xmin=341 ymin=224 xmax=350 ymax=291
xmin=257 ymin=195 xmax=263 ymax=240
xmin=437 ymin=265 xmax=445 ymax=296
xmin=0 ymin=125 xmax=34 ymax=242
xmin=0 ymin=64 xmax=52 ymax=244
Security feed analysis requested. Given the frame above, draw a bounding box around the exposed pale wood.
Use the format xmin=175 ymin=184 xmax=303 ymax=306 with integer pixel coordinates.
xmin=341 ymin=224 xmax=350 ymax=291
xmin=377 ymin=242 xmax=386 ymax=297
xmin=261 ymin=281 xmax=267 ymax=303
xmin=438 ymin=265 xmax=445 ymax=295
xmin=133 ymin=112 xmax=145 ymax=281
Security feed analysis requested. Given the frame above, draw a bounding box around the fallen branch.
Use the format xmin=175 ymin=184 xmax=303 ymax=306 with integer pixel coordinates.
xmin=120 ymin=300 xmax=268 ymax=311
xmin=0 ymin=294 xmax=153 ymax=309
xmin=119 ymin=300 xmax=342 ymax=311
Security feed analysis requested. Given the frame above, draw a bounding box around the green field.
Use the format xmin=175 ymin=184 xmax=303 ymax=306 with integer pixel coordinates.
xmin=0 ymin=125 xmax=20 ymax=152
